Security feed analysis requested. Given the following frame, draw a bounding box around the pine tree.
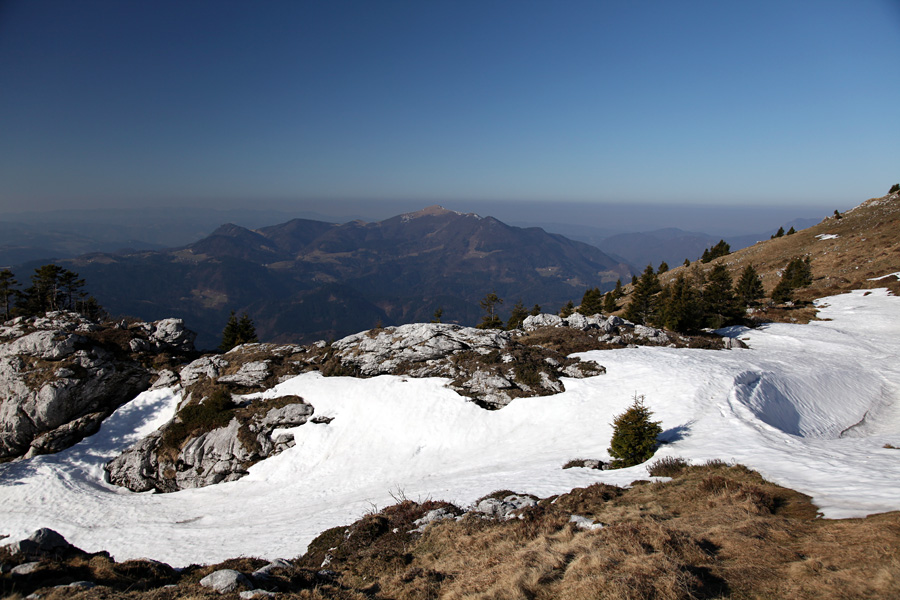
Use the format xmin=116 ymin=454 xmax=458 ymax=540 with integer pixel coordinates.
xmin=786 ymin=226 xmax=796 ymax=235
xmin=703 ymin=264 xmax=741 ymax=329
xmin=608 ymin=394 xmax=663 ymax=468
xmin=701 ymin=240 xmax=731 ymax=263
xmin=506 ymin=300 xmax=529 ymax=330
xmin=770 ymin=278 xmax=794 ymax=304
xmin=559 ymin=300 xmax=575 ymax=318
xmin=784 ymin=256 xmax=813 ymax=288
xmin=613 ymin=279 xmax=624 ymax=299
xmin=771 ymin=257 xmax=813 ymax=304
xmin=431 ymin=307 xmax=443 ymax=323
xmin=833 ymin=209 xmax=842 ymax=219
xmin=772 ymin=226 xmax=785 ymax=239
xmin=477 ymin=292 xmax=503 ymax=329
xmin=602 ymin=291 xmax=617 ymax=314
xmin=657 ymin=261 xmax=669 ymax=274
xmin=0 ymin=269 xmax=18 ymax=321
xmin=659 ymin=273 xmax=703 ymax=333
xmin=220 ymin=311 xmax=258 ymax=351
xmin=683 ymin=258 xmax=690 ymax=267
xmin=623 ymin=265 xmax=662 ymax=325
xmin=17 ymin=265 xmax=94 ymax=317
xmin=220 ymin=311 xmax=240 ymax=352
xmin=530 ymin=304 xmax=542 ymax=316
xmin=735 ymin=264 xmax=764 ymax=307
xmin=579 ymin=287 xmax=604 ymax=315
xmin=237 ymin=313 xmax=258 ymax=344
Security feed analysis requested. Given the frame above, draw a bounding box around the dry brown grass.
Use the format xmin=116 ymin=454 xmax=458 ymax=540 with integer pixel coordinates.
xmin=614 ymin=192 xmax=900 ymax=324
xmin=5 ymin=466 xmax=898 ymax=599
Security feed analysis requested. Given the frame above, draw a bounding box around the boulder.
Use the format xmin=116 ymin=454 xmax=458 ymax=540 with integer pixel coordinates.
xmin=200 ymin=569 xmax=253 ymax=593
xmin=0 ymin=314 xmax=197 ymax=459
xmin=722 ymin=337 xmax=749 ymax=349
xmin=411 ymin=507 xmax=457 ymax=533
xmin=6 ymin=528 xmax=77 ymax=558
xmin=522 ymin=313 xmax=563 ymax=330
xmin=107 ymin=396 xmax=314 ymax=492
xmin=473 ymin=494 xmax=538 ymax=520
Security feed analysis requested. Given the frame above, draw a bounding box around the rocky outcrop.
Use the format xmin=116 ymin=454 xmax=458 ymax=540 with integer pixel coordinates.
xmin=106 ymin=393 xmax=314 ymax=492
xmin=107 ymin=323 xmax=606 ymax=493
xmin=327 ymin=323 xmax=604 ymax=408
xmin=0 ymin=312 xmax=196 ymax=460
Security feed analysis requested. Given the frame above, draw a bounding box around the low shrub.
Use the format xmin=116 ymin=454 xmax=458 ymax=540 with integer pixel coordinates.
xmin=647 ymin=456 xmax=690 ymax=477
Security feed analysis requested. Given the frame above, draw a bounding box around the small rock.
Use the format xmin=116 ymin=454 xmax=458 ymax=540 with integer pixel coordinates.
xmin=11 ymin=561 xmax=42 ymax=575
xmin=412 ymin=507 xmax=457 ymax=533
xmin=240 ymin=591 xmax=276 ymax=599
xmin=200 ymin=569 xmax=254 ymax=593
xmin=252 ymin=557 xmax=292 ymax=579
xmin=569 ymin=515 xmax=603 ymax=530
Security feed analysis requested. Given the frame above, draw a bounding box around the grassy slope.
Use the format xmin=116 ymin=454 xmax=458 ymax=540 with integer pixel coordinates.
xmin=4 ymin=463 xmax=898 ymax=599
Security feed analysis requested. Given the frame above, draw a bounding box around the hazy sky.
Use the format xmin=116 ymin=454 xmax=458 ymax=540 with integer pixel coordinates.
xmin=1 ymin=0 xmax=898 ymax=216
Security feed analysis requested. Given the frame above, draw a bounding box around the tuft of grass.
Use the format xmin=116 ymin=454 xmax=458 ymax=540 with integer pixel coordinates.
xmin=647 ymin=456 xmax=690 ymax=477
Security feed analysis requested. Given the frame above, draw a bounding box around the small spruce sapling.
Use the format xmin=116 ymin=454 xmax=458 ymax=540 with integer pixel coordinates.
xmin=608 ymin=394 xmax=663 ymax=468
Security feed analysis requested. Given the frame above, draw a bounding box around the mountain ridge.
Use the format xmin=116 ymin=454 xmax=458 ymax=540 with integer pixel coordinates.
xmin=51 ymin=208 xmax=632 ymax=348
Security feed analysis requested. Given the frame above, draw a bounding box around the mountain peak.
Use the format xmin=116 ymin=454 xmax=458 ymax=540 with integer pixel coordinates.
xmin=400 ymin=205 xmax=479 ymax=221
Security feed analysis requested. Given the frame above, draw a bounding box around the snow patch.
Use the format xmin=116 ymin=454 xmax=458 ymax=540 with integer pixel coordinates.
xmin=1 ymin=290 xmax=900 ymax=565
xmin=868 ymin=271 xmax=900 ymax=281
xmin=816 ymin=233 xmax=839 ymax=240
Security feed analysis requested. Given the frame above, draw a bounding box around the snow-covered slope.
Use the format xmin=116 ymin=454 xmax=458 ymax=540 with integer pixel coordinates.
xmin=1 ymin=289 xmax=898 ymax=566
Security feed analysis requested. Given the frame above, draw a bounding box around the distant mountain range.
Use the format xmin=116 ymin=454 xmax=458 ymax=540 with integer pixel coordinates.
xmin=40 ymin=206 xmax=631 ymax=348
xmin=533 ymin=218 xmax=821 ymax=270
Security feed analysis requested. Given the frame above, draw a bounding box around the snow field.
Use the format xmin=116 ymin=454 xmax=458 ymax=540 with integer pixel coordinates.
xmin=1 ymin=288 xmax=898 ymax=566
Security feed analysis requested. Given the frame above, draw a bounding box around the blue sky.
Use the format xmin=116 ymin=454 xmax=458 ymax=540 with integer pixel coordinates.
xmin=1 ymin=0 xmax=898 ymax=215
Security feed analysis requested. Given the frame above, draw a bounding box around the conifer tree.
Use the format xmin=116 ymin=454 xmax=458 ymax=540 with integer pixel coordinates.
xmin=702 ymin=264 xmax=741 ymax=329
xmin=772 ymin=226 xmax=785 ymax=239
xmin=735 ymin=264 xmax=764 ymax=307
xmin=506 ymin=300 xmax=529 ymax=330
xmin=220 ymin=311 xmax=258 ymax=351
xmin=530 ymin=304 xmax=541 ymax=316
xmin=559 ymin=300 xmax=575 ymax=318
xmin=657 ymin=261 xmax=669 ymax=274
xmin=431 ymin=307 xmax=443 ymax=323
xmin=0 ymin=269 xmax=18 ymax=321
xmin=602 ymin=291 xmax=617 ymax=314
xmin=477 ymin=292 xmax=503 ymax=329
xmin=623 ymin=265 xmax=662 ymax=325
xmin=786 ymin=226 xmax=796 ymax=235
xmin=683 ymin=258 xmax=690 ymax=267
xmin=579 ymin=287 xmax=604 ymax=315
xmin=700 ymin=240 xmax=731 ymax=263
xmin=613 ymin=279 xmax=624 ymax=299
xmin=237 ymin=313 xmax=258 ymax=344
xmin=18 ymin=264 xmax=93 ymax=316
xmin=659 ymin=273 xmax=703 ymax=333
xmin=608 ymin=394 xmax=663 ymax=468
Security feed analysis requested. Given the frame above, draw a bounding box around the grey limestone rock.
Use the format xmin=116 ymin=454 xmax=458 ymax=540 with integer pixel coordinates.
xmin=522 ymin=313 xmax=563 ymax=330
xmin=107 ymin=396 xmax=314 ymax=492
xmin=722 ymin=337 xmax=749 ymax=349
xmin=6 ymin=528 xmax=76 ymax=558
xmin=200 ymin=569 xmax=254 ymax=593
xmin=0 ymin=313 xmax=196 ymax=460
xmin=473 ymin=494 xmax=538 ymax=520
xmin=218 ymin=360 xmax=271 ymax=387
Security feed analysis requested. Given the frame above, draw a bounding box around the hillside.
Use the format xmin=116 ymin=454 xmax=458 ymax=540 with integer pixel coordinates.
xmin=655 ymin=190 xmax=900 ymax=302
xmin=52 ymin=206 xmax=631 ymax=348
